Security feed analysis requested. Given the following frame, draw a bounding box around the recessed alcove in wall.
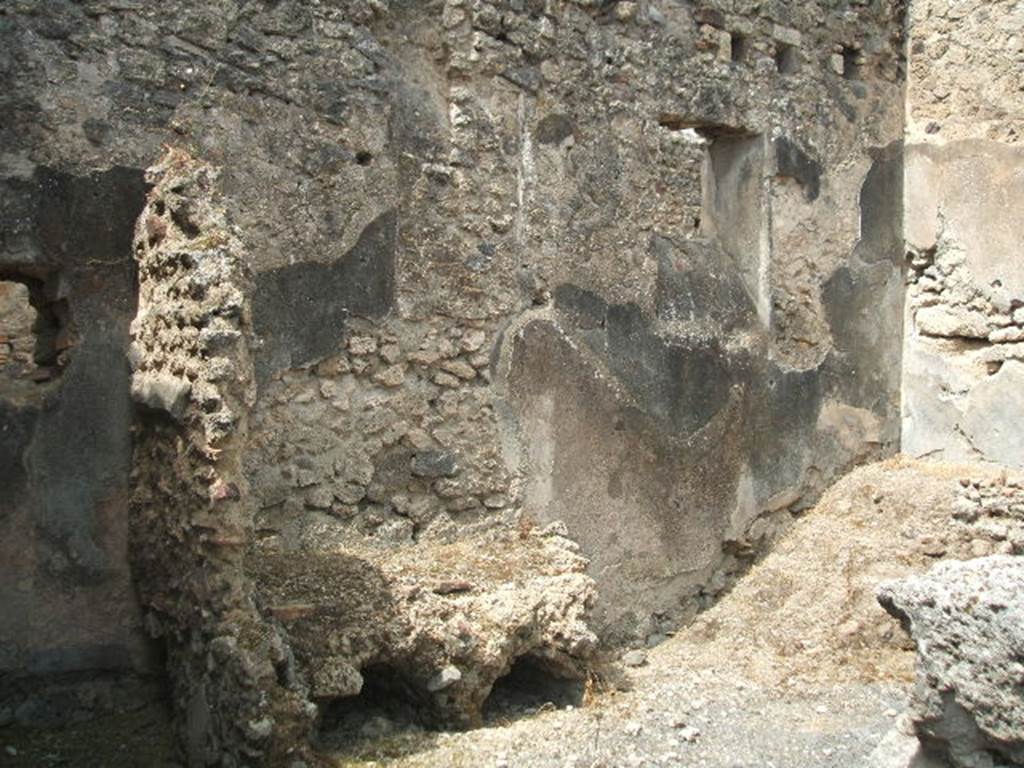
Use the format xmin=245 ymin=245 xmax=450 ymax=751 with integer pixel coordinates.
xmin=699 ymin=131 xmax=770 ymax=324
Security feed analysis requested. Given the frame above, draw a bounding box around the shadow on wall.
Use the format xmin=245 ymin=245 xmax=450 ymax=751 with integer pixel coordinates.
xmin=503 ymin=300 xmax=832 ymax=641
xmin=251 ymin=209 xmax=398 ymax=382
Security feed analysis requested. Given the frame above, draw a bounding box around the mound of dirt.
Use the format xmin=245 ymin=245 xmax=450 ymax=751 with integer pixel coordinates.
xmin=657 ymin=456 xmax=1021 ymax=689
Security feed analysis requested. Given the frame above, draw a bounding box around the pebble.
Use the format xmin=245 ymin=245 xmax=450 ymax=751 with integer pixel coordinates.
xmin=373 ymin=364 xmax=406 ymax=387
xmin=246 ymin=717 xmax=274 ymax=740
xmin=427 ymin=665 xmax=462 ymax=692
xmin=433 ymin=371 xmax=461 ymax=388
xmin=440 ymin=359 xmax=476 ymax=380
xmin=348 ymin=336 xmax=377 ymax=356
xmin=678 ymin=725 xmax=701 ymax=742
xmin=483 ymin=494 xmax=508 ymax=510
xmin=622 ymin=650 xmax=648 ymax=667
xmin=615 ymin=2 xmax=637 ymax=21
xmin=916 ymin=536 xmax=947 ymax=557
xmin=460 ymin=329 xmax=487 ymax=352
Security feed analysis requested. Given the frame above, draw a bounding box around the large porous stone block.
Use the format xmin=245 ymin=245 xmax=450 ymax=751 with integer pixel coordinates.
xmin=878 ymin=556 xmax=1024 ymax=768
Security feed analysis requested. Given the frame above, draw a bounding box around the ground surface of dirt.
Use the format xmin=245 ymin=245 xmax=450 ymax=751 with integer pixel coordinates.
xmin=2 ymin=457 xmax=1015 ymax=767
xmin=0 ymin=705 xmax=174 ymax=768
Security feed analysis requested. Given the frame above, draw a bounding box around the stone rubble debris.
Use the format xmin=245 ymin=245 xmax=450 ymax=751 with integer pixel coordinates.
xmin=878 ymin=556 xmax=1024 ymax=768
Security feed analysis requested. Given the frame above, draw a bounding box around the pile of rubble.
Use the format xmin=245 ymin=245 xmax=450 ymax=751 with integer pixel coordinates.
xmin=880 ymin=556 xmax=1024 ymax=768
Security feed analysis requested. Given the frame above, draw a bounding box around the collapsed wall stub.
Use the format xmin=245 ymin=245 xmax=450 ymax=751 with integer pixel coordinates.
xmin=249 ymin=531 xmax=596 ymax=732
xmin=127 ymin=151 xmax=314 ymax=765
xmin=901 ymin=0 xmax=1024 ymax=468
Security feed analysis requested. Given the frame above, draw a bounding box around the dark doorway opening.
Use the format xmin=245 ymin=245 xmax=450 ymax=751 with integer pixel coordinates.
xmin=731 ymin=33 xmax=750 ymax=64
xmin=842 ymin=45 xmax=862 ymax=80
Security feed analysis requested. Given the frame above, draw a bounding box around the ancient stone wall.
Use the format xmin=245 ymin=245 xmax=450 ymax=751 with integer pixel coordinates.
xmin=901 ymin=0 xmax=1024 ymax=467
xmin=2 ymin=0 xmax=914 ymax=761
xmin=240 ymin=0 xmax=908 ymax=642
xmin=127 ymin=149 xmax=600 ymax=764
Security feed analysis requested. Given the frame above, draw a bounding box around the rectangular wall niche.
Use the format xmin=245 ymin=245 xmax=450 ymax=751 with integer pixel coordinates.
xmin=700 ymin=133 xmax=770 ymax=324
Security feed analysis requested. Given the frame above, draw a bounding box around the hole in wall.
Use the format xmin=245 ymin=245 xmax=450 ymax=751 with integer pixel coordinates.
xmin=0 ymin=276 xmax=72 ymax=386
xmin=170 ymin=207 xmax=200 ymax=239
xmin=775 ymin=43 xmax=800 ymax=75
xmin=658 ymin=113 xmax=690 ymax=131
xmin=730 ymin=33 xmax=749 ymax=63
xmin=842 ymin=45 xmax=862 ymax=80
xmin=481 ymin=655 xmax=585 ymax=724
xmin=355 ymin=151 xmax=374 ymax=166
